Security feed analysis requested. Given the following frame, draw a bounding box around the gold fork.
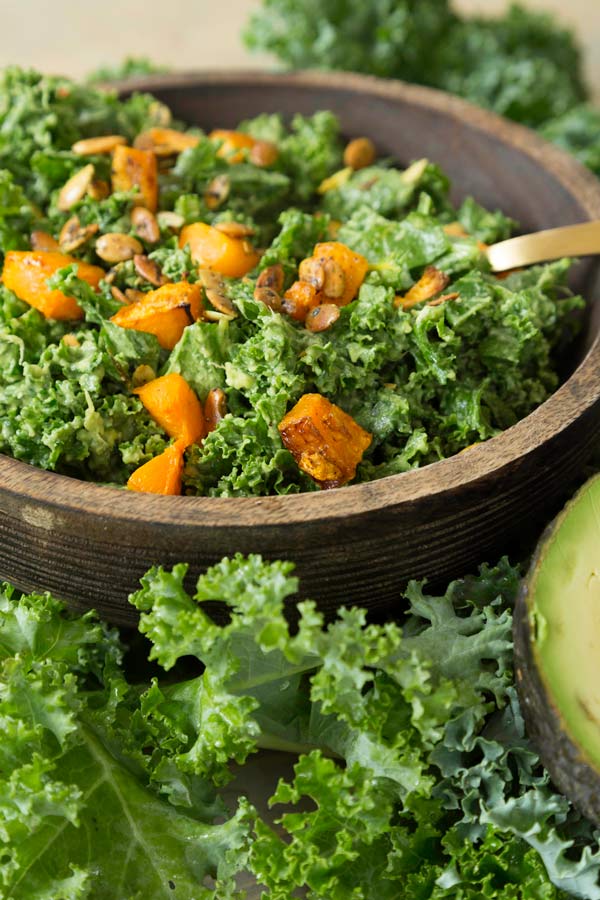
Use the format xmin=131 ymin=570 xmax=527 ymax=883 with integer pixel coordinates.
xmin=487 ymin=221 xmax=600 ymax=272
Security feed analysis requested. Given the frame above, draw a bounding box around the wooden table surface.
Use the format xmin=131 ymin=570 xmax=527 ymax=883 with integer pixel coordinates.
xmin=1 ymin=0 xmax=598 ymax=97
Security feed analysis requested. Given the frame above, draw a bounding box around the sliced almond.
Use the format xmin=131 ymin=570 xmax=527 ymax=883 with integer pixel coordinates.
xmin=204 ymin=174 xmax=230 ymax=210
xmin=157 ymin=211 xmax=184 ymax=232
xmin=205 ymin=288 xmax=237 ymax=318
xmin=72 ymin=135 xmax=126 ymax=156
xmin=59 ymin=216 xmax=99 ymax=253
xmin=249 ymin=140 xmax=278 ymax=167
xmin=204 ymin=388 xmax=227 ymax=433
xmin=96 ymin=232 xmax=143 ymax=264
xmin=31 ymin=230 xmax=59 ymax=251
xmin=57 ymin=164 xmax=95 ymax=212
xmin=87 ymin=179 xmax=111 ymax=201
xmin=215 ymin=221 xmax=255 ymax=239
xmin=131 ymin=206 xmax=160 ymax=244
xmin=395 ymin=266 xmax=450 ymax=310
xmin=256 ymin=264 xmax=284 ymax=294
xmin=343 ymin=137 xmax=376 ymax=170
xmin=134 ymin=127 xmax=200 ymax=157
xmin=254 ymin=286 xmax=281 ymax=312
xmin=133 ymin=253 xmax=168 ymax=287
xmin=322 ymin=259 xmax=346 ymax=299
xmin=298 ymin=258 xmax=325 ymax=290
xmin=305 ymin=303 xmax=340 ymax=332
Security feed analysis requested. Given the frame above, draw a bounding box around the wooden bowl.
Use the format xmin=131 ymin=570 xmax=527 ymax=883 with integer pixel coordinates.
xmin=2 ymin=71 xmax=600 ymax=625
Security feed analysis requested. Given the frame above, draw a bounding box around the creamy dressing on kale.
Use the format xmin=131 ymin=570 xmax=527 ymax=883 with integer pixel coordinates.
xmin=0 ymin=69 xmax=583 ymax=494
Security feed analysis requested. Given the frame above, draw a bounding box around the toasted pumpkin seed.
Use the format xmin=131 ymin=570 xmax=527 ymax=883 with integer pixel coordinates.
xmin=198 ymin=268 xmax=226 ymax=292
xmin=254 ymin=286 xmax=282 ymax=311
xmin=57 ymin=164 xmax=95 ymax=212
xmin=298 ymin=257 xmax=325 ymax=290
xmin=204 ymin=309 xmax=232 ymax=322
xmin=305 ymin=303 xmax=340 ymax=333
xmin=131 ymin=206 xmax=160 ymax=244
xmin=215 ymin=221 xmax=255 ymax=239
xmin=428 ymin=292 xmax=460 ymax=307
xmin=61 ymin=333 xmax=81 ymax=348
xmin=96 ymin=232 xmax=143 ymax=264
xmin=322 ymin=259 xmax=346 ymax=299
xmin=134 ymin=127 xmax=199 ymax=157
xmin=59 ymin=216 xmax=99 ymax=253
xmin=204 ymin=174 xmax=230 ymax=210
xmin=31 ymin=230 xmax=59 ymax=251
xmin=132 ymin=364 xmax=156 ymax=387
xmin=87 ymin=179 xmax=111 ymax=201
xmin=249 ymin=140 xmax=279 ymax=167
xmin=343 ymin=137 xmax=376 ymax=170
xmin=205 ymin=288 xmax=237 ymax=318
xmin=205 ymin=388 xmax=227 ymax=433
xmin=110 ymin=285 xmax=128 ymax=304
xmin=400 ymin=158 xmax=428 ymax=185
xmin=133 ymin=253 xmax=167 ymax=286
xmin=72 ymin=135 xmax=126 ymax=156
xmin=125 ymin=288 xmax=146 ymax=304
xmin=157 ymin=211 xmax=184 ymax=231
xmin=256 ymin=264 xmax=284 ymax=294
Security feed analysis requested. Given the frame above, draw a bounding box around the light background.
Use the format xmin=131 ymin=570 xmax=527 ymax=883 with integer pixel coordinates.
xmin=1 ymin=0 xmax=599 ymax=96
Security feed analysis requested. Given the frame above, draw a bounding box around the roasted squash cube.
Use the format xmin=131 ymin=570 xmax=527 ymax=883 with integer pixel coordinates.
xmin=134 ymin=373 xmax=205 ymax=447
xmin=179 ymin=222 xmax=259 ymax=279
xmin=2 ymin=250 xmax=104 ymax=320
xmin=110 ymin=282 xmax=203 ymax=350
xmin=278 ymin=393 xmax=372 ymax=489
xmin=127 ymin=441 xmax=185 ymax=495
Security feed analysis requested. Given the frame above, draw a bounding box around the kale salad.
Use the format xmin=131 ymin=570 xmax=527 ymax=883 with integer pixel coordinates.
xmin=0 ymin=68 xmax=583 ymax=495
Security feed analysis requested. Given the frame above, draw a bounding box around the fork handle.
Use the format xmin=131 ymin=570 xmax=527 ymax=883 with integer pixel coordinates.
xmin=487 ymin=220 xmax=600 ymax=272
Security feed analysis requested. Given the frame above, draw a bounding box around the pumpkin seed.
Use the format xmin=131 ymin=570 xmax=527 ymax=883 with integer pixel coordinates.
xmin=317 ymin=166 xmax=352 ymax=194
xmin=96 ymin=232 xmax=143 ymax=263
xmin=87 ymin=179 xmax=111 ymax=201
xmin=57 ymin=164 xmax=95 ymax=212
xmin=71 ymin=135 xmax=126 ymax=156
xmin=131 ymin=206 xmax=160 ymax=244
xmin=61 ymin=333 xmax=81 ymax=348
xmin=125 ymin=288 xmax=146 ymax=304
xmin=322 ymin=259 xmax=346 ymax=299
xmin=298 ymin=257 xmax=325 ymax=290
xmin=254 ymin=286 xmax=282 ymax=311
xmin=134 ymin=128 xmax=199 ymax=157
xmin=305 ymin=303 xmax=340 ymax=333
xmin=157 ymin=211 xmax=184 ymax=232
xmin=249 ymin=140 xmax=279 ymax=167
xmin=204 ymin=174 xmax=230 ymax=210
xmin=205 ymin=288 xmax=237 ymax=318
xmin=204 ymin=388 xmax=227 ymax=433
xmin=215 ymin=221 xmax=255 ymax=239
xmin=343 ymin=136 xmax=376 ymax=170
xmin=133 ymin=253 xmax=167 ymax=286
xmin=110 ymin=285 xmax=128 ymax=304
xmin=30 ymin=230 xmax=59 ymax=251
xmin=256 ymin=264 xmax=284 ymax=294
xmin=59 ymin=216 xmax=99 ymax=253
xmin=198 ymin=268 xmax=226 ymax=292
xmin=132 ymin=364 xmax=156 ymax=387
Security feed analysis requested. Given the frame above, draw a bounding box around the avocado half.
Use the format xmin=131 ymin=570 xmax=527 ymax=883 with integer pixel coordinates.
xmin=514 ymin=473 xmax=600 ymax=825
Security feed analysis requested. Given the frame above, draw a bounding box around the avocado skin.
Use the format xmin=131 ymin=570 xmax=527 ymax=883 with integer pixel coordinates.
xmin=514 ymin=505 xmax=600 ymax=826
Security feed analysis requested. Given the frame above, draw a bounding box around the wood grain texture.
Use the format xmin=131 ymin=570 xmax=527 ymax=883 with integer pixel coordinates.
xmin=2 ymin=70 xmax=600 ymax=624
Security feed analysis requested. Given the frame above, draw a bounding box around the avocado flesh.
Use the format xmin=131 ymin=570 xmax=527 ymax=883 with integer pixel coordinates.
xmin=529 ymin=475 xmax=600 ymax=771
xmin=514 ymin=472 xmax=600 ymax=824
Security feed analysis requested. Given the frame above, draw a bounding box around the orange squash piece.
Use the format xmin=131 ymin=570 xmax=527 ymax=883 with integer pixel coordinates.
xmin=110 ymin=282 xmax=203 ymax=350
xmin=2 ymin=250 xmax=105 ymax=320
xmin=282 ymin=280 xmax=322 ymax=322
xmin=179 ymin=222 xmax=259 ymax=279
xmin=309 ymin=242 xmax=368 ymax=307
xmin=127 ymin=441 xmax=185 ymax=495
xmin=394 ymin=266 xmax=449 ymax=310
xmin=111 ymin=145 xmax=158 ymax=212
xmin=134 ymin=373 xmax=205 ymax=447
xmin=278 ymin=393 xmax=372 ymax=489
xmin=209 ymin=129 xmax=256 ymax=164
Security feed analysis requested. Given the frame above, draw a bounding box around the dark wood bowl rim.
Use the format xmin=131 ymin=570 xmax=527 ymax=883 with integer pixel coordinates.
xmin=3 ymin=69 xmax=600 ymax=528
